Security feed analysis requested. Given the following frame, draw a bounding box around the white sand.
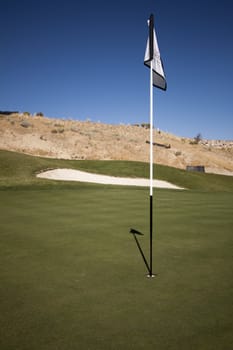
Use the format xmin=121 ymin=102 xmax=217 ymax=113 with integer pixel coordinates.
xmin=37 ymin=168 xmax=184 ymax=189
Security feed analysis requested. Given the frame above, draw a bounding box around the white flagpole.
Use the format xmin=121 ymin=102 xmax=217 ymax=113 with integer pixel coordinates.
xmin=149 ymin=59 xmax=154 ymax=277
xmin=150 ymin=61 xmax=153 ymax=197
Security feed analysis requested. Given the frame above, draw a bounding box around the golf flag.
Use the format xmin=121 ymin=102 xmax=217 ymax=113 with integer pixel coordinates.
xmin=144 ymin=14 xmax=167 ymax=90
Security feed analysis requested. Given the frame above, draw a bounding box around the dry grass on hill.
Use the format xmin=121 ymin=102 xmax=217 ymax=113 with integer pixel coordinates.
xmin=0 ymin=113 xmax=233 ymax=175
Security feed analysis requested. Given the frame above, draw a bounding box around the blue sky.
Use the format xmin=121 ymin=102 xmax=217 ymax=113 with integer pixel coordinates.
xmin=1 ymin=0 xmax=232 ymax=140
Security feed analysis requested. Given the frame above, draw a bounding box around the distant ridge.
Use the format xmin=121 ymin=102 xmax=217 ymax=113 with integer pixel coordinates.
xmin=0 ymin=112 xmax=232 ymax=176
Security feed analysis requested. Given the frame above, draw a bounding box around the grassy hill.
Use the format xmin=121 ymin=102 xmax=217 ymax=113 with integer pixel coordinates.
xmin=0 ymin=150 xmax=233 ymax=191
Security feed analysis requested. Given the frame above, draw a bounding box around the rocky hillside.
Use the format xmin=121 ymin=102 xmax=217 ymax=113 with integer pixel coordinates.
xmin=1 ymin=113 xmax=233 ymax=175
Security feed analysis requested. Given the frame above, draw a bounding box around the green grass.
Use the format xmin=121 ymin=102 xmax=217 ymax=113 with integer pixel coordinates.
xmin=0 ymin=150 xmax=233 ymax=349
xmin=1 ymin=150 xmax=233 ymax=191
xmin=0 ymin=188 xmax=232 ymax=350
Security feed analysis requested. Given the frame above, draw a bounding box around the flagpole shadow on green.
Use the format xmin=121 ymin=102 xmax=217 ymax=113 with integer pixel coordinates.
xmin=129 ymin=228 xmax=152 ymax=276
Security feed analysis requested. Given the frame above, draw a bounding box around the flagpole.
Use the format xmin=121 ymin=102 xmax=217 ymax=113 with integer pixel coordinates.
xmin=137 ymin=13 xmax=166 ymax=278
xmin=149 ymin=59 xmax=154 ymax=277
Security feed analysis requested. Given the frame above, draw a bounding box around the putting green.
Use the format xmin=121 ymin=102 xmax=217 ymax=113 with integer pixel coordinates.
xmin=0 ymin=150 xmax=233 ymax=349
xmin=0 ymin=187 xmax=232 ymax=350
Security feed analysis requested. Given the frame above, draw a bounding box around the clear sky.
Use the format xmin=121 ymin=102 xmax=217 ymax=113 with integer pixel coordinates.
xmin=1 ymin=0 xmax=233 ymax=140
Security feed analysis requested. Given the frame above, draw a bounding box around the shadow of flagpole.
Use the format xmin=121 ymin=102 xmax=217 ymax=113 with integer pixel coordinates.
xmin=130 ymin=228 xmax=151 ymax=275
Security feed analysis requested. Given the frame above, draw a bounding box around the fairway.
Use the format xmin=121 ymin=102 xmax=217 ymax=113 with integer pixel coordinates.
xmin=0 ymin=182 xmax=232 ymax=349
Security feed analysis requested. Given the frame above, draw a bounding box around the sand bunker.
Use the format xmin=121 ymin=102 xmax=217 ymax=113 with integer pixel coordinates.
xmin=37 ymin=168 xmax=184 ymax=189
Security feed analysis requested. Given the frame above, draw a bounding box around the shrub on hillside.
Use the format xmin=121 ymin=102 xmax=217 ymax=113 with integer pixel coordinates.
xmin=141 ymin=123 xmax=150 ymax=129
xmin=175 ymin=151 xmax=182 ymax=156
xmin=20 ymin=120 xmax=31 ymax=128
xmin=190 ymin=133 xmax=202 ymax=145
xmin=51 ymin=128 xmax=64 ymax=134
